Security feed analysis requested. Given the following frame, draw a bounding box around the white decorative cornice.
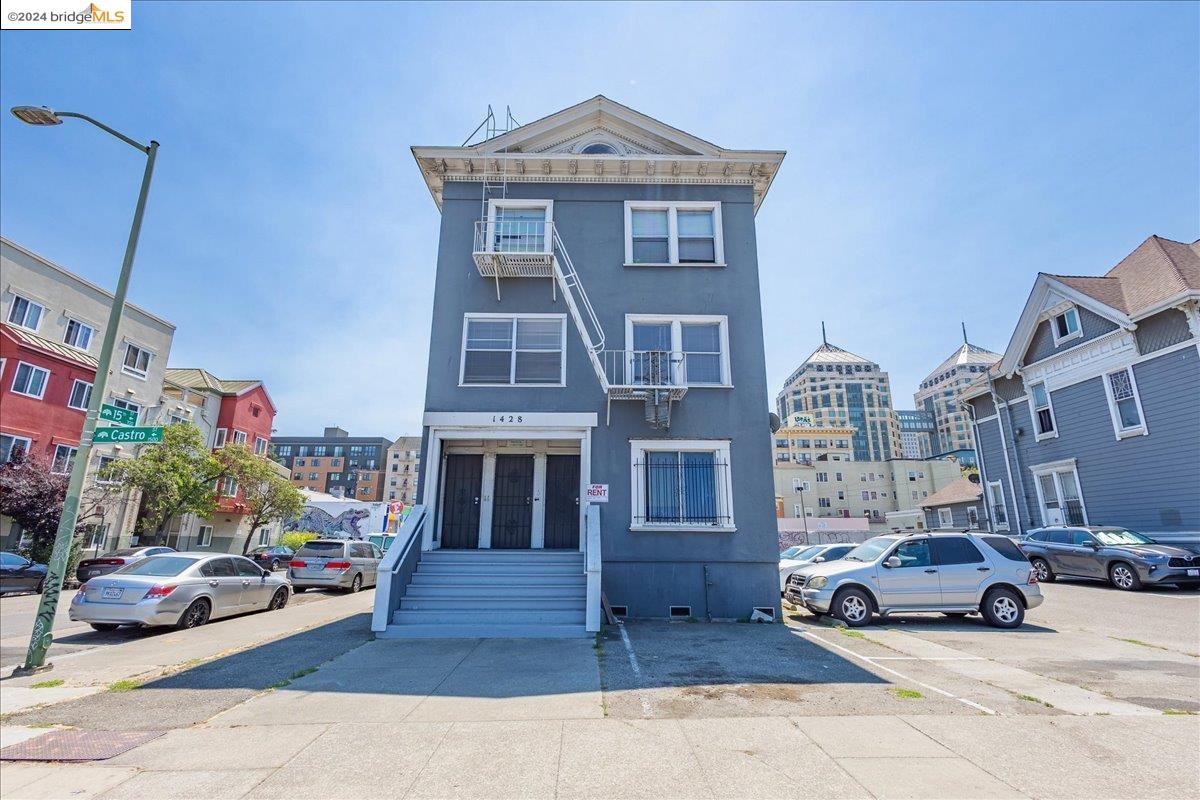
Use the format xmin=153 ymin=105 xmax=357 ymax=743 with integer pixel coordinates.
xmin=1020 ymin=329 xmax=1137 ymax=391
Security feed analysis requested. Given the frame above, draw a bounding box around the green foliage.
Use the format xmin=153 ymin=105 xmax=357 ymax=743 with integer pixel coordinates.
xmin=0 ymin=452 xmax=67 ymax=563
xmin=106 ymin=423 xmax=224 ymax=542
xmin=107 ymin=679 xmax=140 ymax=692
xmin=280 ymin=531 xmax=320 ymax=551
xmin=216 ymin=446 xmax=306 ymax=554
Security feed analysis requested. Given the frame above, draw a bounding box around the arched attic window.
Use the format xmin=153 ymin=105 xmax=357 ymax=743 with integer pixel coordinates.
xmin=580 ymin=142 xmax=619 ymax=155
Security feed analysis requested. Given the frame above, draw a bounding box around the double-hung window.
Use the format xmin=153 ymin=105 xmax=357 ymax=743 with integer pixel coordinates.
xmin=214 ymin=428 xmax=228 ymax=448
xmin=52 ymin=444 xmax=78 ymax=474
xmin=254 ymin=436 xmax=268 ymax=455
xmin=1029 ymin=382 xmax=1056 ymax=439
xmin=196 ymin=525 xmax=213 ymax=547
xmin=624 ymin=202 xmax=724 ymax=266
xmin=460 ymin=314 xmax=565 ymax=386
xmin=68 ymin=379 xmax=93 ymax=411
xmin=624 ymin=315 xmax=729 ymax=387
xmin=7 ymin=294 xmax=44 ymax=331
xmin=63 ymin=318 xmax=94 ymax=350
xmin=1103 ymin=367 xmax=1146 ymax=438
xmin=1 ymin=434 xmax=32 ymax=463
xmin=630 ymin=440 xmax=734 ymax=530
xmin=986 ymin=481 xmax=1009 ymax=531
xmin=122 ymin=342 xmax=152 ymax=378
xmin=11 ymin=362 xmax=49 ymax=399
xmin=1051 ymin=307 xmax=1081 ymax=345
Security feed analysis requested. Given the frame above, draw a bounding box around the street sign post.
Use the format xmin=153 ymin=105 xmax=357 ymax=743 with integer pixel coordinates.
xmin=99 ymin=404 xmax=138 ymax=427
xmin=92 ymin=426 xmax=164 ymax=444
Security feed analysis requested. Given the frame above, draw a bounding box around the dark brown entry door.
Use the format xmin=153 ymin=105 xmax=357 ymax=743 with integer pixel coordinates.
xmin=440 ymin=454 xmax=482 ymax=549
xmin=544 ymin=455 xmax=581 ymax=549
xmin=492 ymin=455 xmax=534 ymax=549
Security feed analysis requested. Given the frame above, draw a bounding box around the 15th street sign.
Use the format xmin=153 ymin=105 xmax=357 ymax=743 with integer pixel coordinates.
xmin=99 ymin=404 xmax=139 ymax=427
xmin=92 ymin=426 xmax=164 ymax=444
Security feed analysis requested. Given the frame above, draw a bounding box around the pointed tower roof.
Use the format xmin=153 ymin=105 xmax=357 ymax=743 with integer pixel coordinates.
xmin=922 ymin=342 xmax=1001 ymax=383
xmin=802 ymin=342 xmax=875 ymax=366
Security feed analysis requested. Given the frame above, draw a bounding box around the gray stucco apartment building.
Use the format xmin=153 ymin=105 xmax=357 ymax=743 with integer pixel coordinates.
xmin=963 ymin=236 xmax=1200 ymax=544
xmin=374 ymin=97 xmax=785 ymax=637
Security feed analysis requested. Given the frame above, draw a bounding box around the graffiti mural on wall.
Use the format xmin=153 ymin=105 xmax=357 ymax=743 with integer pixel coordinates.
xmin=285 ymin=507 xmax=371 ymax=538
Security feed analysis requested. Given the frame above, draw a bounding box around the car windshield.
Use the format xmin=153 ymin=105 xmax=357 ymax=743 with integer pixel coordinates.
xmin=102 ymin=549 xmax=141 ymax=557
xmin=114 ymin=557 xmax=199 ymax=577
xmin=1093 ymin=529 xmax=1155 ymax=546
xmin=780 ymin=546 xmax=804 ymax=559
xmin=844 ymin=537 xmax=899 ymax=562
xmin=783 ymin=546 xmax=824 ymax=562
xmin=297 ymin=542 xmax=345 ymax=557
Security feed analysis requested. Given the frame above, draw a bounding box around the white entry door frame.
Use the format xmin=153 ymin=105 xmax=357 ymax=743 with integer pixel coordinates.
xmin=421 ymin=412 xmax=596 ymax=552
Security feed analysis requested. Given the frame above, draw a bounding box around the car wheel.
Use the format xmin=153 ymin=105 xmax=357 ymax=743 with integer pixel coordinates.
xmin=176 ymin=599 xmax=211 ymax=630
xmin=89 ymin=623 xmax=120 ymax=632
xmin=831 ymin=588 xmax=872 ymax=628
xmin=347 ymin=574 xmax=362 ymax=594
xmin=1030 ymin=557 xmax=1055 ymax=583
xmin=1109 ymin=562 xmax=1142 ymax=591
xmin=981 ymin=587 xmax=1024 ymax=628
xmin=268 ymin=588 xmax=289 ymax=611
xmin=35 ymin=579 xmax=46 ymax=594
xmin=270 ymin=559 xmax=280 ymax=571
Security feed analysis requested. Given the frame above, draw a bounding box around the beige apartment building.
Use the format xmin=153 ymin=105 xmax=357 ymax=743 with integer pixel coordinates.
xmin=386 ymin=436 xmax=421 ymax=505
xmin=913 ymin=333 xmax=1000 ymax=458
xmin=774 ymin=457 xmax=961 ymax=533
xmin=773 ymin=423 xmax=856 ymax=466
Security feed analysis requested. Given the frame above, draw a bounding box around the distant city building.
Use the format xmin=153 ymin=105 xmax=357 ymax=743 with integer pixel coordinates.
xmin=772 ymin=423 xmax=856 ymax=466
xmin=894 ymin=409 xmax=935 ymax=459
xmin=1 ymin=237 xmax=176 ymax=553
xmin=272 ymin=427 xmax=392 ymax=502
xmin=385 ymin=436 xmax=421 ymax=505
xmin=914 ymin=329 xmax=1000 ymax=461
xmin=773 ymin=457 xmax=961 ymax=533
xmin=775 ymin=332 xmax=900 ymax=462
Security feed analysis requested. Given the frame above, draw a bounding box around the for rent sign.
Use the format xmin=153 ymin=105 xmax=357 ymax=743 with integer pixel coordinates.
xmin=586 ymin=484 xmax=608 ymax=503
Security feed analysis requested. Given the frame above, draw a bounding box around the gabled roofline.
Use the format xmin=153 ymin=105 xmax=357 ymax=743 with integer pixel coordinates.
xmin=997 ymin=274 xmax=1134 ymax=377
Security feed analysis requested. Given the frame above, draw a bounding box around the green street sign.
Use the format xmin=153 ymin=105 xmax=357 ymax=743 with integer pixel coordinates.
xmin=99 ymin=404 xmax=139 ymax=427
xmin=92 ymin=426 xmax=164 ymax=444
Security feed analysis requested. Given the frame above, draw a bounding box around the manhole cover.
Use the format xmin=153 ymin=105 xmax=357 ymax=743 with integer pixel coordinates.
xmin=0 ymin=730 xmax=164 ymax=762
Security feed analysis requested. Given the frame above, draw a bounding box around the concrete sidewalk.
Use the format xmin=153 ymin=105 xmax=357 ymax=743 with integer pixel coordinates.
xmin=0 ymin=590 xmax=374 ymax=716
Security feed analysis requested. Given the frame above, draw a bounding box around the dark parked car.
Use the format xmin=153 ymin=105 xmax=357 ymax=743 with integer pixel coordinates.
xmin=1018 ymin=526 xmax=1200 ymax=591
xmin=1 ymin=551 xmax=47 ymax=595
xmin=76 ymin=547 xmax=176 ymax=584
xmin=248 ymin=546 xmax=294 ymax=571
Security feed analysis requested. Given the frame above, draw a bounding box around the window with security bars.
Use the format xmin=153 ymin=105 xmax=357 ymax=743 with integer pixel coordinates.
xmin=1106 ymin=368 xmax=1142 ymax=431
xmin=461 ymin=316 xmax=564 ymax=385
xmin=634 ymin=451 xmax=731 ymax=527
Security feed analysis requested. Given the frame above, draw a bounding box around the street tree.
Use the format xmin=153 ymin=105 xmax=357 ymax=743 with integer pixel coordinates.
xmin=215 ymin=445 xmax=306 ymax=554
xmin=0 ymin=452 xmax=67 ymax=563
xmin=106 ymin=423 xmax=224 ymax=544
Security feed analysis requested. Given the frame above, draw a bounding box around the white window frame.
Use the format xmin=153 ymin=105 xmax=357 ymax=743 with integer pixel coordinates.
xmin=1051 ymin=306 xmax=1082 ymax=346
xmin=68 ymin=379 xmax=93 ymax=411
xmin=63 ymin=317 xmax=95 ymax=351
xmin=219 ymin=476 xmax=238 ymax=497
xmin=623 ymin=201 xmax=725 ymax=266
xmin=629 ymin=438 xmax=735 ymax=532
xmin=254 ymin=436 xmax=268 ymax=455
xmin=196 ymin=525 xmax=213 ymax=548
xmin=6 ymin=293 xmax=45 ymax=331
xmin=214 ymin=428 xmax=228 ymax=448
xmin=120 ymin=341 xmax=152 ymax=379
xmin=623 ymin=314 xmax=731 ymax=387
xmin=257 ymin=527 xmax=271 ymax=546
xmin=458 ymin=313 xmax=567 ymax=388
xmin=1 ymin=434 xmax=33 ymax=463
xmin=232 ymin=429 xmax=248 ymax=446
xmin=985 ymin=480 xmax=1009 ymax=531
xmin=1101 ymin=366 xmax=1147 ymax=439
xmin=1030 ymin=459 xmax=1089 ymax=527
xmin=937 ymin=507 xmax=954 ymax=529
xmin=1027 ymin=381 xmax=1058 ymax=441
xmin=966 ymin=506 xmax=980 ymax=529
xmin=93 ymin=454 xmax=119 ymax=484
xmin=51 ymin=444 xmax=78 ymax=474
xmin=11 ymin=361 xmax=49 ymax=399
xmin=484 ymin=199 xmax=553 ymax=254
xmin=85 ymin=523 xmax=110 ymax=550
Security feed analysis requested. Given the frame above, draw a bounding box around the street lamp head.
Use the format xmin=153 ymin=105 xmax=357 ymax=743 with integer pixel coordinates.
xmin=11 ymin=106 xmax=63 ymax=126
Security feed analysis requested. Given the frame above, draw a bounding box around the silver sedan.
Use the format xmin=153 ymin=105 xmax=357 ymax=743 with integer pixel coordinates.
xmin=70 ymin=552 xmax=292 ymax=631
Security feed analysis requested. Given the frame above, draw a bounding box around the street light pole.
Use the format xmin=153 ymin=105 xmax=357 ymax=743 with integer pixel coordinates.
xmin=10 ymin=106 xmax=158 ymax=675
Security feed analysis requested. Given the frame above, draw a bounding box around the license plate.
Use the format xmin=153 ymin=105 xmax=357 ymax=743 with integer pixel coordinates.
xmin=102 ymin=587 xmax=123 ymax=599
xmin=1188 ymin=570 xmax=1198 ymax=577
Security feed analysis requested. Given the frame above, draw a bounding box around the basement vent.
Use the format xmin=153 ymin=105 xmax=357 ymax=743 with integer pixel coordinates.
xmin=753 ymin=607 xmax=776 ymax=622
xmin=610 ymin=605 xmax=628 ymax=618
xmin=669 ymin=605 xmax=692 ymax=619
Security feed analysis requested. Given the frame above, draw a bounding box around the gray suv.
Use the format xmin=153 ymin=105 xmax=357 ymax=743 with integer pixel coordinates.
xmin=1018 ymin=526 xmax=1200 ymax=591
xmin=288 ymin=539 xmax=382 ymax=593
xmin=786 ymin=532 xmax=1043 ymax=628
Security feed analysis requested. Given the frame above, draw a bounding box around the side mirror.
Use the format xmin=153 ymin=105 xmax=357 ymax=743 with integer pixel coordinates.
xmin=813 ymin=557 xmax=826 ymax=563
xmin=884 ymin=556 xmax=902 ymax=569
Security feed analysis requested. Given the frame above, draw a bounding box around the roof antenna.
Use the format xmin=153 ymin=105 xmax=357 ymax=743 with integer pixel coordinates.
xmin=821 ymin=321 xmax=827 ymax=346
xmin=961 ymin=321 xmax=968 ymax=345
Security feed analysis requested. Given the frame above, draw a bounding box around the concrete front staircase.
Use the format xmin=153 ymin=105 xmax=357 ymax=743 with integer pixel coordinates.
xmin=377 ymin=549 xmax=589 ymax=639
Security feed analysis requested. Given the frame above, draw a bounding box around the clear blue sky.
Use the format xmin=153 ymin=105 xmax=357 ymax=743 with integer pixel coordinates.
xmin=2 ymin=1 xmax=1196 ymax=436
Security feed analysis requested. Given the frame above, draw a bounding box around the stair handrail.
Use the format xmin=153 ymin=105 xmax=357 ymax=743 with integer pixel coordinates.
xmin=371 ymin=505 xmax=428 ymax=633
xmin=585 ymin=503 xmax=601 ymax=632
xmin=552 ymin=227 xmax=605 ymax=353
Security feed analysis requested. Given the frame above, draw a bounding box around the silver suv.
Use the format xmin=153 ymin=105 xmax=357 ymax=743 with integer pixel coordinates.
xmin=785 ymin=532 xmax=1043 ymax=628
